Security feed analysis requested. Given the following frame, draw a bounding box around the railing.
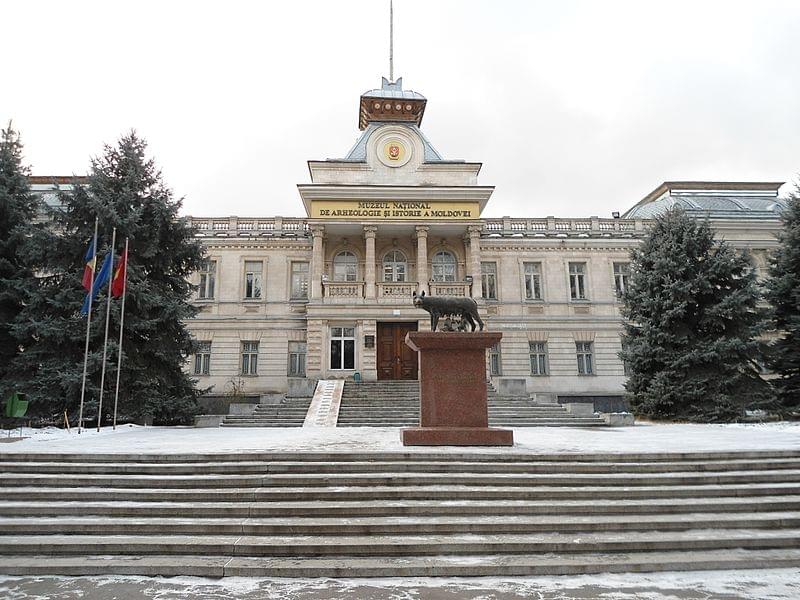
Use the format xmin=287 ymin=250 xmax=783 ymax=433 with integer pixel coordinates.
xmin=481 ymin=217 xmax=647 ymax=237
xmin=429 ymin=282 xmax=470 ymax=297
xmin=323 ymin=281 xmax=364 ymax=300
xmin=377 ymin=282 xmax=417 ymax=300
xmin=188 ymin=216 xmax=648 ymax=238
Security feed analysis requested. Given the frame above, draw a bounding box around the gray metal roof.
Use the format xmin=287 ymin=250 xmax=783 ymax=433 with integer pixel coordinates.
xmin=625 ymin=194 xmax=787 ymax=219
xmin=342 ymin=122 xmax=446 ymax=162
xmin=361 ymin=77 xmax=425 ymax=101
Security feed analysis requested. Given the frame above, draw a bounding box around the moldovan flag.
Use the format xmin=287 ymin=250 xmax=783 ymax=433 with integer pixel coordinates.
xmin=111 ymin=246 xmax=127 ymax=298
xmin=80 ymin=252 xmax=112 ymax=316
xmin=81 ymin=238 xmax=97 ymax=291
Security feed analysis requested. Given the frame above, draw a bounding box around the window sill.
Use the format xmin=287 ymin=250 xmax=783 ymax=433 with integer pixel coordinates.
xmin=524 ymin=298 xmax=545 ymax=303
xmin=238 ymin=373 xmax=259 ymax=378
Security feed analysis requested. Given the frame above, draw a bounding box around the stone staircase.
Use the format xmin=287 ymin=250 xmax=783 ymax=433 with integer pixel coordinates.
xmin=1 ymin=449 xmax=800 ymax=576
xmin=488 ymin=388 xmax=606 ymax=427
xmin=221 ymin=396 xmax=313 ymax=427
xmin=337 ymin=381 xmax=607 ymax=427
xmin=337 ymin=381 xmax=420 ymax=426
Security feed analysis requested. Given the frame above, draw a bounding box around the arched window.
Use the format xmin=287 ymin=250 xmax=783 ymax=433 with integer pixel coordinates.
xmin=333 ymin=251 xmax=358 ymax=282
xmin=383 ymin=250 xmax=407 ymax=282
xmin=431 ymin=251 xmax=456 ymax=282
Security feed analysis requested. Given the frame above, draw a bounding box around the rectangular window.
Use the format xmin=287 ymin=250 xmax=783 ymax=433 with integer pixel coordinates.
xmin=193 ymin=341 xmax=211 ymax=375
xmin=290 ymin=261 xmax=309 ymax=299
xmin=288 ymin=341 xmax=307 ymax=377
xmin=244 ymin=260 xmax=262 ymax=299
xmin=489 ymin=342 xmax=502 ymax=376
xmin=198 ymin=260 xmax=216 ymax=300
xmin=569 ymin=262 xmax=587 ymax=300
xmin=529 ymin=341 xmax=548 ymax=376
xmin=524 ymin=262 xmax=542 ymax=300
xmin=330 ymin=326 xmax=356 ymax=370
xmin=241 ymin=341 xmax=259 ymax=375
xmin=481 ymin=262 xmax=497 ymax=300
xmin=613 ymin=262 xmax=630 ymax=298
xmin=576 ymin=341 xmax=594 ymax=375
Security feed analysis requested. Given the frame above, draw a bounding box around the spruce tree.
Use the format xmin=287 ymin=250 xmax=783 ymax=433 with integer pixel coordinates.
xmin=8 ymin=131 xmax=204 ymax=424
xmin=765 ymin=185 xmax=800 ymax=414
xmin=0 ymin=123 xmax=40 ymax=389
xmin=619 ymin=208 xmax=769 ymax=421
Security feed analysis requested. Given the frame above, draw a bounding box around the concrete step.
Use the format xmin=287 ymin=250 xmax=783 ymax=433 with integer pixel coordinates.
xmin=9 ymin=482 xmax=799 ymax=503
xmin=8 ymin=470 xmax=799 ymax=489
xmin=4 ymin=495 xmax=798 ymax=518
xmin=4 ymin=548 xmax=800 ymax=577
xmin=2 ymin=512 xmax=799 ymax=536
xmin=7 ymin=449 xmax=800 ymax=463
xmin=3 ymin=529 xmax=799 ymax=557
xmin=7 ymin=457 xmax=799 ymax=475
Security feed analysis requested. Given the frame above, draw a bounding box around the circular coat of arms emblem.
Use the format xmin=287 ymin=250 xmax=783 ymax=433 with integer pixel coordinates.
xmin=378 ymin=137 xmax=411 ymax=167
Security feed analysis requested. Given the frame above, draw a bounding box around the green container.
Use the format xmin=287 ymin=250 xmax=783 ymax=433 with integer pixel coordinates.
xmin=4 ymin=392 xmax=28 ymax=418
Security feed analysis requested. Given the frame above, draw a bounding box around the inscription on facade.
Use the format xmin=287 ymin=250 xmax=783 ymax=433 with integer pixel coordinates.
xmin=311 ymin=200 xmax=479 ymax=220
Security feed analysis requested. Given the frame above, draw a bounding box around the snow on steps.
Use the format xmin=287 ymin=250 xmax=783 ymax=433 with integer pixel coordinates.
xmin=1 ymin=450 xmax=800 ymax=577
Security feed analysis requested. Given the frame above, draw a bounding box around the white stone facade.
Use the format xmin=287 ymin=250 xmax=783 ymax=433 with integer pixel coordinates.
xmin=184 ymin=80 xmax=784 ymax=401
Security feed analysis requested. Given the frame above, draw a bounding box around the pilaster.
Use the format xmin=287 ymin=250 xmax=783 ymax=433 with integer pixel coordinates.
xmin=310 ymin=225 xmax=325 ymax=300
xmin=364 ymin=225 xmax=378 ymax=299
xmin=415 ymin=225 xmax=429 ymax=294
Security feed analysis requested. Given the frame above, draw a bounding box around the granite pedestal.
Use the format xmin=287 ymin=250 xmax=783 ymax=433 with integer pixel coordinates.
xmin=402 ymin=331 xmax=514 ymax=446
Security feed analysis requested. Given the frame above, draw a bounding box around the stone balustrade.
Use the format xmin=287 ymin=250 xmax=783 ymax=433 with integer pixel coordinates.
xmin=188 ymin=216 xmax=648 ymax=238
xmin=429 ymin=282 xmax=470 ymax=297
xmin=323 ymin=281 xmax=364 ymax=301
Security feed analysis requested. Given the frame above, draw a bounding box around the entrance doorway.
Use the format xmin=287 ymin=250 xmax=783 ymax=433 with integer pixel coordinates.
xmin=377 ymin=322 xmax=418 ymax=380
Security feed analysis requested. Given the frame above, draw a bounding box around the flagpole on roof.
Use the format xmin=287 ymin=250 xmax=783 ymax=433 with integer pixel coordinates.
xmin=77 ymin=217 xmax=99 ymax=435
xmin=96 ymin=227 xmax=116 ymax=433
xmin=112 ymin=237 xmax=129 ymax=430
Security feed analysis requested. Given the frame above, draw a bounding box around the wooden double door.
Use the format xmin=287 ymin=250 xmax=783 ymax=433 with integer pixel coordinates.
xmin=377 ymin=322 xmax=418 ymax=380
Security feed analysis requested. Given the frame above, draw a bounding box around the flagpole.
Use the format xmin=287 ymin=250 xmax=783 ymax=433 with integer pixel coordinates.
xmin=112 ymin=238 xmax=128 ymax=430
xmin=78 ymin=218 xmax=99 ymax=435
xmin=96 ymin=228 xmax=116 ymax=433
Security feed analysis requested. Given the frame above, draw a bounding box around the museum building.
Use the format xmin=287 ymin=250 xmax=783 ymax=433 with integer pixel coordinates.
xmin=33 ymin=76 xmax=785 ymax=402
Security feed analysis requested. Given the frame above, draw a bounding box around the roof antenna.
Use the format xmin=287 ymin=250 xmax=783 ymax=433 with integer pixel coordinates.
xmin=389 ymin=0 xmax=394 ymax=82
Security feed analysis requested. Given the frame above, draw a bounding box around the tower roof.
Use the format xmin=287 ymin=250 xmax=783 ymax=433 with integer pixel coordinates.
xmin=359 ymin=77 xmax=427 ymax=130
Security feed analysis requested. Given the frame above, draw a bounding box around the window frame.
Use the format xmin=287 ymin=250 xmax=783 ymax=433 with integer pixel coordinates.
xmin=569 ymin=262 xmax=588 ymax=301
xmin=613 ymin=262 xmax=630 ymax=299
xmin=333 ymin=251 xmax=358 ymax=282
xmin=431 ymin=250 xmax=457 ymax=283
xmin=382 ymin=249 xmax=408 ymax=283
xmin=193 ymin=341 xmax=211 ymax=376
xmin=290 ymin=261 xmax=309 ymax=300
xmin=489 ymin=342 xmax=502 ymax=376
xmin=529 ymin=341 xmax=548 ymax=376
xmin=241 ymin=340 xmax=259 ymax=376
xmin=481 ymin=261 xmax=498 ymax=300
xmin=287 ymin=341 xmax=307 ymax=377
xmin=523 ymin=262 xmax=543 ymax=301
xmin=576 ymin=341 xmax=594 ymax=375
xmin=243 ymin=260 xmax=263 ymax=300
xmin=329 ymin=326 xmax=356 ymax=371
xmin=198 ymin=259 xmax=217 ymax=300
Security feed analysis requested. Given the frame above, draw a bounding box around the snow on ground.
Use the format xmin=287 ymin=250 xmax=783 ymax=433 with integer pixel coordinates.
xmin=1 ymin=421 xmax=799 ymax=454
xmin=1 ymin=570 xmax=800 ymax=600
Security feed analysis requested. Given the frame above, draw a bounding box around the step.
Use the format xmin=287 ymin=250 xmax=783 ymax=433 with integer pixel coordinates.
xmin=4 ymin=495 xmax=798 ymax=518
xmin=7 ymin=457 xmax=799 ymax=475
xmin=2 ymin=512 xmax=799 ymax=536
xmin=3 ymin=529 xmax=799 ymax=557
xmin=4 ymin=548 xmax=800 ymax=577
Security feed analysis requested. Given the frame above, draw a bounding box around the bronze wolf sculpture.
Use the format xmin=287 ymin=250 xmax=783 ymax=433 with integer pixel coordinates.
xmin=412 ymin=290 xmax=485 ymax=332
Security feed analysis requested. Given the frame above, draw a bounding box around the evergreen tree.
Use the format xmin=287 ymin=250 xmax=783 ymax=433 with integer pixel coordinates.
xmin=0 ymin=123 xmax=40 ymax=387
xmin=7 ymin=131 xmax=204 ymax=424
xmin=619 ymin=208 xmax=770 ymax=421
xmin=765 ymin=184 xmax=800 ymax=414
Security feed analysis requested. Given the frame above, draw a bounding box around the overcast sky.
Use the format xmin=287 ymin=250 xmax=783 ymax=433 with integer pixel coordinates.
xmin=3 ymin=0 xmax=799 ymax=219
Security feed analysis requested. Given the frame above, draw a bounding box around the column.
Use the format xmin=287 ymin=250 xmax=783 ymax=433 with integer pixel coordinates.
xmin=364 ymin=225 xmax=377 ymax=299
xmin=415 ymin=225 xmax=429 ymax=295
xmin=468 ymin=225 xmax=483 ymax=299
xmin=310 ymin=225 xmax=325 ymax=300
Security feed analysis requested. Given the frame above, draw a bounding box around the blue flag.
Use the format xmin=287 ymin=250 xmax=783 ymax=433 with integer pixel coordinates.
xmin=80 ymin=251 xmax=113 ymax=316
